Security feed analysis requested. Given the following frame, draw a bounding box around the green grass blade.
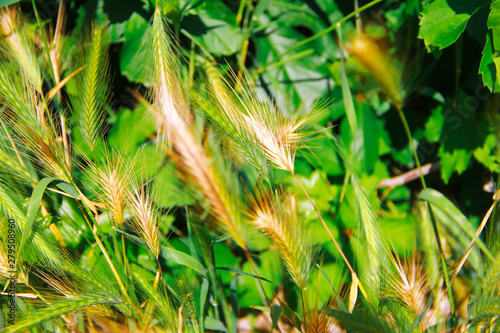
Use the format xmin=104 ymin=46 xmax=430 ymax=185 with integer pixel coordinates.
xmin=337 ymin=25 xmax=357 ymax=136
xmin=420 ymin=188 xmax=495 ymax=262
xmin=115 ymin=227 xmax=207 ymax=276
xmin=16 ymin=177 xmax=56 ymax=263
xmin=2 ymin=295 xmax=118 ymax=333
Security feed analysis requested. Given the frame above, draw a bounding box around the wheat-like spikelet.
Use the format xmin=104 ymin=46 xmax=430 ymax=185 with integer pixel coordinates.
xmin=84 ymin=151 xmax=131 ymax=226
xmin=0 ymin=240 xmax=28 ymax=284
xmin=141 ymin=7 xmax=246 ymax=248
xmin=0 ymin=183 xmax=66 ymax=272
xmin=386 ymin=253 xmax=429 ymax=317
xmin=72 ymin=22 xmax=110 ymax=150
xmin=249 ymin=190 xmax=315 ymax=290
xmin=206 ymin=65 xmax=315 ymax=174
xmin=352 ymin=177 xmax=386 ymax=298
xmin=127 ymin=182 xmax=160 ymax=258
xmin=149 ymin=7 xmax=190 ymax=142
xmin=11 ymin=119 xmax=71 ymax=183
xmin=0 ymin=6 xmax=42 ymax=90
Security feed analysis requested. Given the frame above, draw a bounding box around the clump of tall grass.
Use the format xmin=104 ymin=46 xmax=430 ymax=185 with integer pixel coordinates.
xmin=0 ymin=2 xmax=499 ymax=333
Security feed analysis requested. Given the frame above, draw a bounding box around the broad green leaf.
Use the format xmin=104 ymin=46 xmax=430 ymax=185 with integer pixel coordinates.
xmin=204 ymin=317 xmax=227 ymax=332
xmin=238 ymin=250 xmax=281 ymax=307
xmin=270 ymin=305 xmax=282 ymax=331
xmin=418 ymin=0 xmax=472 ymax=50
xmin=108 ymin=106 xmax=156 ymax=153
xmin=185 ymin=2 xmax=242 ymax=56
xmin=438 ymin=147 xmax=471 ymax=183
xmin=437 ymin=94 xmax=486 ymax=183
xmin=120 ymin=13 xmax=151 ymax=86
xmin=153 ymin=163 xmax=194 ymax=207
xmin=161 ymin=246 xmax=207 ymax=276
xmin=17 ymin=178 xmax=56 ymax=263
xmin=488 ymin=0 xmax=500 ymax=50
xmin=55 ymin=182 xmax=80 ymax=198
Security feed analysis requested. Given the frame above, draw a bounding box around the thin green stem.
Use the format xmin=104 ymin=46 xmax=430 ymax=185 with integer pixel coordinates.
xmin=396 ymin=106 xmax=426 ymax=188
xmin=396 ymin=105 xmax=455 ymax=316
xmin=244 ymin=245 xmax=270 ymax=305
xmin=30 ymin=0 xmax=56 ymax=85
xmin=292 ymin=173 xmax=354 ymax=274
xmin=251 ymin=0 xmax=383 ymax=75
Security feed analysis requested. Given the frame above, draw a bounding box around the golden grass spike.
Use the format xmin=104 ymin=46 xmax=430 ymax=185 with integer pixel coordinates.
xmin=249 ymin=190 xmax=315 ymax=291
xmin=347 ymin=33 xmax=403 ymax=109
xmin=0 ymin=6 xmax=42 ymax=90
xmin=386 ymin=253 xmax=429 ymax=317
xmin=206 ymin=64 xmax=316 ymax=174
xmin=84 ymin=150 xmax=132 ymax=227
xmin=141 ymin=7 xmax=246 ymax=248
xmin=128 ymin=182 xmax=160 ymax=258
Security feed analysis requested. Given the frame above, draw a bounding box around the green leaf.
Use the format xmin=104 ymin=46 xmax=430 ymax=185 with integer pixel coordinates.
xmin=55 ymin=182 xmax=80 ymax=198
xmin=0 ymin=0 xmax=20 ymax=7
xmin=418 ymin=0 xmax=472 ymax=50
xmin=115 ymin=228 xmax=207 ymax=275
xmin=424 ymin=105 xmax=445 ymax=143
xmin=479 ymin=34 xmax=500 ymax=92
xmin=17 ymin=178 xmax=56 ymax=263
xmin=120 ymin=13 xmax=151 ymax=86
xmin=488 ymin=0 xmax=500 ymax=50
xmin=438 ymin=148 xmax=471 ymax=184
xmin=161 ymin=246 xmax=207 ymax=276
xmin=473 ymin=134 xmax=500 ymax=172
xmin=185 ymin=2 xmax=242 ymax=56
xmin=108 ymin=106 xmax=156 ymax=153
xmin=204 ymin=317 xmax=227 ymax=332
xmin=419 ymin=188 xmax=494 ymax=263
